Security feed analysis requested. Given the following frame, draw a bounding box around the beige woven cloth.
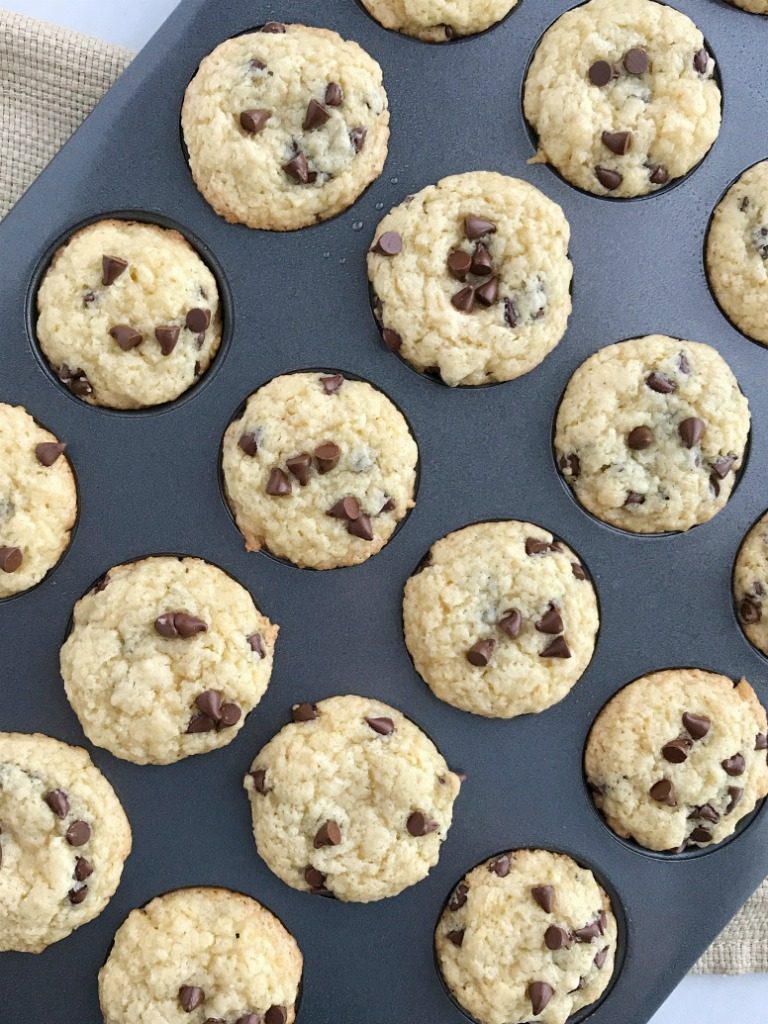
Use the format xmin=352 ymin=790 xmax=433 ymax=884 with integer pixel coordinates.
xmin=1 ymin=4 xmax=766 ymax=975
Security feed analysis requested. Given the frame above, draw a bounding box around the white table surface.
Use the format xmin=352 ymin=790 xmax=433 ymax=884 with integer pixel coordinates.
xmin=5 ymin=0 xmax=768 ymax=1020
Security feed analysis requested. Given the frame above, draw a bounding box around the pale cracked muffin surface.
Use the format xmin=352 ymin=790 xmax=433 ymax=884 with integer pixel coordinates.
xmin=734 ymin=511 xmax=768 ymax=655
xmin=555 ymin=336 xmax=750 ymax=534
xmin=436 ymin=849 xmax=617 ymax=1024
xmin=727 ymin=0 xmax=768 ymax=11
xmin=707 ymin=160 xmax=768 ymax=345
xmin=368 ymin=172 xmax=572 ymax=386
xmin=60 ymin=556 xmax=277 ymax=765
xmin=182 ymin=24 xmax=389 ymax=230
xmin=222 ymin=371 xmax=418 ymax=569
xmin=403 ymin=521 xmax=598 ymax=719
xmin=585 ymin=669 xmax=768 ymax=852
xmin=36 ymin=219 xmax=221 ymax=409
xmin=0 ymin=732 xmax=131 ymax=953
xmin=359 ymin=0 xmax=519 ymax=42
xmin=99 ymin=887 xmax=302 ymax=1024
xmin=0 ymin=403 xmax=77 ymax=598
xmin=523 ymin=0 xmax=721 ymax=198
xmin=245 ymin=695 xmax=462 ymax=902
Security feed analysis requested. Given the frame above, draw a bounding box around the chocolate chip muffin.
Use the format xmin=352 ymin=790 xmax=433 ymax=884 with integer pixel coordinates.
xmin=436 ymin=849 xmax=618 ymax=1024
xmin=0 ymin=403 xmax=76 ymax=598
xmin=60 ymin=557 xmax=277 ymax=765
xmin=523 ymin=0 xmax=721 ymax=197
xmin=403 ymin=521 xmax=599 ymax=718
xmin=707 ymin=160 xmax=768 ymax=345
xmin=221 ymin=371 xmax=418 ymax=569
xmin=0 ymin=732 xmax=131 ymax=953
xmin=99 ymin=888 xmax=302 ymax=1024
xmin=368 ymin=172 xmax=573 ymax=386
xmin=585 ymin=669 xmax=768 ymax=852
xmin=726 ymin=0 xmax=768 ymax=11
xmin=181 ymin=24 xmax=389 ymax=230
xmin=359 ymin=0 xmax=519 ymax=42
xmin=36 ymin=219 xmax=221 ymax=409
xmin=554 ymin=336 xmax=750 ymax=533
xmin=245 ymin=695 xmax=462 ymax=902
xmin=734 ymin=510 xmax=768 ymax=655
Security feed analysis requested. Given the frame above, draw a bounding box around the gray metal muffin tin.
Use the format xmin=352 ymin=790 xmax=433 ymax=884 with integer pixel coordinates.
xmin=1 ymin=0 xmax=767 ymax=1021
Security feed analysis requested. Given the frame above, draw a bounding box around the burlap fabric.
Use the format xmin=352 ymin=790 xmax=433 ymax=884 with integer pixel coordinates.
xmin=0 ymin=4 xmax=765 ymax=975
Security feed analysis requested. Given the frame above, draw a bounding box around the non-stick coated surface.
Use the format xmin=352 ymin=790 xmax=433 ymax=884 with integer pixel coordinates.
xmin=1 ymin=1 xmax=767 ymax=1022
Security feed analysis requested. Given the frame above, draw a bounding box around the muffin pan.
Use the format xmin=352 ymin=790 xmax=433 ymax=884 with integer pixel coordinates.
xmin=1 ymin=0 xmax=767 ymax=1021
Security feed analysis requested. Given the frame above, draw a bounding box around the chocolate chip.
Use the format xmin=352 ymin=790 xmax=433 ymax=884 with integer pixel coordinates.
xmin=662 ymin=738 xmax=691 ymax=764
xmin=283 ymin=151 xmax=313 ymax=184
xmin=303 ymin=99 xmax=330 ymax=131
xmin=33 ymin=441 xmax=66 ymax=468
xmin=447 ymin=929 xmax=465 ymax=947
xmin=238 ymin=432 xmax=259 ymax=457
xmin=405 ymin=811 xmax=440 ymax=840
xmin=588 ymin=60 xmax=614 ymax=87
xmin=348 ymin=514 xmax=374 ymax=541
xmin=66 ymin=821 xmax=91 ymax=847
xmin=235 ymin=1016 xmax=260 ymax=1024
xmin=58 ymin=364 xmax=93 ymax=396
xmin=467 ymin=639 xmax=495 ymax=667
xmin=74 ymin=857 xmax=93 ymax=881
xmin=382 ymin=328 xmax=402 ymax=352
xmin=447 ymin=250 xmax=472 ymax=281
xmin=328 ymin=496 xmax=361 ymax=521
xmin=380 ymin=497 xmax=396 ymax=514
xmin=220 ymin=703 xmax=241 ymax=727
xmin=451 ymin=286 xmax=475 ymax=313
xmin=470 ymin=243 xmax=493 ymax=277
xmin=504 ymin=298 xmax=519 ymax=328
xmin=287 ymin=452 xmax=312 ymax=486
xmin=449 ymin=883 xmax=469 ymax=912
xmin=737 ymin=598 xmax=763 ymax=630
xmin=195 ymin=691 xmax=222 ymax=722
xmin=155 ymin=325 xmax=180 ymax=355
xmin=650 ymin=779 xmax=676 ymax=806
xmin=350 ymin=126 xmax=367 ymax=153
xmin=572 ymin=563 xmax=587 ymax=581
xmin=464 ymin=216 xmax=496 ymax=241
xmin=711 ymin=455 xmax=737 ymax=479
xmin=325 ymin=82 xmax=343 ymax=107
xmin=250 ymin=58 xmax=266 ymax=71
xmin=575 ymin=919 xmax=602 ymax=942
xmin=475 ymin=278 xmax=499 ymax=307
xmin=261 ymin=21 xmax=286 ymax=32
xmin=186 ymin=308 xmax=211 ymax=334
xmin=529 ymin=981 xmax=554 ymax=1016
xmin=499 ymin=609 xmax=523 ymax=639
xmin=679 ymin=417 xmax=705 ymax=448
xmin=650 ymin=164 xmax=669 ymax=185
xmin=532 ymin=885 xmax=554 ymax=913
xmin=689 ymin=827 xmax=713 ymax=844
xmin=646 ymin=371 xmax=677 ymax=394
xmin=690 ymin=804 xmax=719 ymax=824
xmin=628 ymin=425 xmax=654 ymax=450
xmin=240 ymin=108 xmax=271 ymax=134
xmin=68 ymin=886 xmax=88 ymax=905
xmin=179 ymin=986 xmax=205 ymax=1012
xmin=102 ymin=255 xmax=128 ymax=286
xmin=725 ymin=786 xmax=744 ymax=815
xmin=624 ymin=47 xmax=649 ymax=74
xmin=602 ymin=130 xmax=632 ymax=155
xmin=490 ymin=855 xmax=510 ymax=877
xmin=155 ymin=613 xmax=208 ymax=639
xmin=314 ymin=820 xmax=342 ymax=848
xmin=595 ymin=166 xmax=623 ymax=191
xmin=624 ymin=491 xmax=645 ymax=506
xmin=292 ymin=703 xmax=318 ymax=722
xmin=682 ymin=712 xmax=710 ymax=740
xmin=366 ymin=716 xmax=394 ymax=736
xmin=320 ymin=373 xmax=344 ymax=394
xmin=756 ymin=733 xmax=768 ymax=751
xmin=265 ymin=1007 xmax=287 ymax=1024
xmin=526 ymin=538 xmax=550 ymax=556
xmin=595 ymin=947 xmax=610 ymax=969
xmin=44 ymin=789 xmax=69 ymax=818
xmin=597 ymin=910 xmax=607 ymax=934
xmin=186 ymin=714 xmax=215 ymax=734
xmin=109 ymin=325 xmax=143 ymax=351
xmin=559 ymin=453 xmax=581 ymax=478
xmin=314 ymin=442 xmax=341 ymax=474
xmin=544 ymin=924 xmax=570 ymax=950
xmin=251 ymin=769 xmax=268 ymax=794
xmin=540 ymin=636 xmax=571 ymax=659
xmin=305 ymin=865 xmax=327 ymax=890
xmin=535 ymin=605 xmax=564 ymax=635
xmin=266 ymin=468 xmax=292 ymax=496
xmin=83 ymin=291 xmax=95 ymax=305
xmin=693 ymin=48 xmax=709 ymax=74
xmin=722 ymin=754 xmax=746 ymax=776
